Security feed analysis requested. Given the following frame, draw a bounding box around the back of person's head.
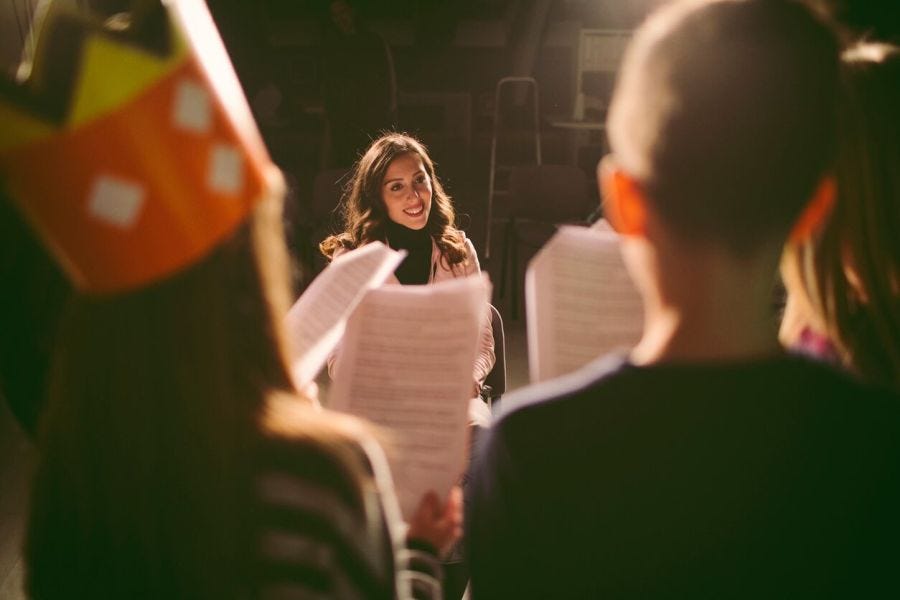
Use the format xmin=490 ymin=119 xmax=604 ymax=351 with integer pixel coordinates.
xmin=783 ymin=42 xmax=900 ymax=389
xmin=320 ymin=132 xmax=465 ymax=263
xmin=25 ymin=198 xmax=297 ymax=597
xmin=607 ymin=0 xmax=840 ymax=256
xmin=0 ymin=1 xmax=352 ymax=596
xmin=26 ymin=192 xmax=389 ymax=596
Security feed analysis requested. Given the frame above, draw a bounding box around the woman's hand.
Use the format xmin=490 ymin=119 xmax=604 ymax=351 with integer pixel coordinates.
xmin=406 ymin=486 xmax=463 ymax=556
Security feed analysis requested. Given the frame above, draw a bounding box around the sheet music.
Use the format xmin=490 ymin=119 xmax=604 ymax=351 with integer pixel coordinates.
xmin=284 ymin=242 xmax=405 ymax=387
xmin=526 ymin=224 xmax=643 ymax=383
xmin=328 ymin=274 xmax=490 ymax=518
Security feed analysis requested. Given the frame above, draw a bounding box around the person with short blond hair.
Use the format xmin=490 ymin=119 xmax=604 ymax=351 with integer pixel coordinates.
xmin=467 ymin=1 xmax=900 ymax=597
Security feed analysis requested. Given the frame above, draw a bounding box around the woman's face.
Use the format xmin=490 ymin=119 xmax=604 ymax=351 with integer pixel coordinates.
xmin=380 ymin=152 xmax=432 ymax=230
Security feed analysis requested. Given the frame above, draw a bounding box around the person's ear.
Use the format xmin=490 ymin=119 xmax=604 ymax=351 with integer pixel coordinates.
xmin=598 ymin=157 xmax=647 ymax=236
xmin=789 ymin=175 xmax=836 ymax=243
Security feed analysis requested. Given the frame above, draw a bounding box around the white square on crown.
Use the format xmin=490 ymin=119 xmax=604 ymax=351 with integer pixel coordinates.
xmin=208 ymin=144 xmax=244 ymax=195
xmin=173 ymin=80 xmax=212 ymax=133
xmin=87 ymin=175 xmax=145 ymax=228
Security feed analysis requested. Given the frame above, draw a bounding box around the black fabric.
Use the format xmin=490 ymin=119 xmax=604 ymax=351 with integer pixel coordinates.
xmin=249 ymin=432 xmax=397 ymax=600
xmin=386 ymin=220 xmax=432 ymax=285
xmin=467 ymin=353 xmax=900 ymax=598
xmin=321 ymin=28 xmax=395 ymax=167
xmin=0 ymin=195 xmax=70 ymax=437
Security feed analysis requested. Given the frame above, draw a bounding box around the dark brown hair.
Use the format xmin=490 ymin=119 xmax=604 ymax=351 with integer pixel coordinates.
xmin=607 ymin=0 xmax=840 ymax=256
xmin=783 ymin=43 xmax=900 ymax=390
xmin=320 ymin=132 xmax=469 ymax=267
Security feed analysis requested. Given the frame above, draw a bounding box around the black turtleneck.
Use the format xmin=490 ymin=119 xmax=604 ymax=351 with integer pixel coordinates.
xmin=385 ymin=220 xmax=432 ymax=285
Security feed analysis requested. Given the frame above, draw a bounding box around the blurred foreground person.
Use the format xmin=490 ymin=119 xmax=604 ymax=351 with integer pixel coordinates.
xmin=781 ymin=42 xmax=900 ymax=391
xmin=0 ymin=1 xmax=456 ymax=597
xmin=467 ymin=1 xmax=900 ymax=597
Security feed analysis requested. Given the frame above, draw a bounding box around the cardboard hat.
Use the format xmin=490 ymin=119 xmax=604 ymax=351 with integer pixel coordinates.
xmin=0 ymin=0 xmax=280 ymax=294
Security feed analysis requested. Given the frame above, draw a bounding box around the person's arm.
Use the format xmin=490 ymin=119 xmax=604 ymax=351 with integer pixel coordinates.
xmin=460 ymin=237 xmax=495 ymax=392
xmin=254 ymin=439 xmax=397 ymax=598
xmin=257 ymin=417 xmax=459 ymax=600
xmin=359 ymin=433 xmax=461 ymax=600
xmin=324 ymin=246 xmax=348 ymax=379
xmin=403 ymin=487 xmax=463 ymax=599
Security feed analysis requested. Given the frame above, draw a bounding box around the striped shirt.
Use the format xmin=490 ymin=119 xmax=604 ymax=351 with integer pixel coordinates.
xmin=251 ymin=430 xmax=442 ymax=599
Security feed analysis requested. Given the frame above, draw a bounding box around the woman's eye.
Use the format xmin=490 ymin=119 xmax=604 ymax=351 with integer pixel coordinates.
xmin=415 ymin=176 xmax=427 ymax=185
xmin=390 ymin=184 xmax=403 ymax=192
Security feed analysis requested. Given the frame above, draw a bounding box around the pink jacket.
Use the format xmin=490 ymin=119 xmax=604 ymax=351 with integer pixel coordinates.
xmin=329 ymin=234 xmax=496 ymax=388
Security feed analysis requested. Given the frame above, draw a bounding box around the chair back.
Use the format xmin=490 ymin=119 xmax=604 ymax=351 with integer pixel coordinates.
xmin=509 ymin=164 xmax=592 ymax=223
xmin=483 ymin=304 xmax=507 ymax=403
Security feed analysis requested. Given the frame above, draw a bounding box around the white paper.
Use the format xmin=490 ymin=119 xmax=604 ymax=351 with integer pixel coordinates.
xmin=328 ymin=274 xmax=490 ymax=518
xmin=284 ymin=242 xmax=405 ymax=387
xmin=526 ymin=224 xmax=643 ymax=383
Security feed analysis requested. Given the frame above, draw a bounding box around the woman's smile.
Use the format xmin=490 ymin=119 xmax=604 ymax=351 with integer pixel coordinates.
xmin=404 ymin=203 xmax=425 ymax=217
xmin=382 ymin=152 xmax=433 ymax=230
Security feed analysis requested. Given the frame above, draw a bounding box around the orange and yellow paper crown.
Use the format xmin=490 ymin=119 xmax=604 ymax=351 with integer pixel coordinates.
xmin=0 ymin=0 xmax=279 ymax=294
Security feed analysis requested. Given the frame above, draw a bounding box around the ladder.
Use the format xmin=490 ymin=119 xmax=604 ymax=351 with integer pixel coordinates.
xmin=485 ymin=76 xmax=542 ymax=261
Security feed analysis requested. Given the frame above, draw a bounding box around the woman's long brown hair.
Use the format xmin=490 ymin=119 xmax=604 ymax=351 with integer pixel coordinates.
xmin=320 ymin=132 xmax=470 ymax=268
xmin=25 ymin=196 xmax=368 ymax=596
xmin=783 ymin=43 xmax=900 ymax=391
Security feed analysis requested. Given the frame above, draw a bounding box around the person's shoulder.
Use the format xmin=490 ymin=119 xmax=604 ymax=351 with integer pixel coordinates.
xmin=666 ymin=352 xmax=900 ymax=427
xmin=474 ymin=353 xmax=632 ymax=477
xmin=779 ymin=353 xmax=900 ymax=414
xmin=450 ymin=228 xmax=474 ymax=251
xmin=254 ymin=398 xmax=397 ymax=598
xmin=435 ymin=229 xmax=479 ymax=274
xmin=257 ymin=395 xmax=378 ymax=484
xmin=492 ymin=352 xmax=900 ymax=432
xmin=331 ymin=240 xmax=364 ymax=261
xmin=461 ymin=232 xmax=477 ymax=259
xmin=493 ymin=353 xmax=631 ymax=430
xmin=774 ymin=352 xmax=894 ymax=393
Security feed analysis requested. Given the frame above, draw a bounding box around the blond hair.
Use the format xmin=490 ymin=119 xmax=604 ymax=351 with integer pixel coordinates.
xmin=782 ymin=43 xmax=900 ymax=390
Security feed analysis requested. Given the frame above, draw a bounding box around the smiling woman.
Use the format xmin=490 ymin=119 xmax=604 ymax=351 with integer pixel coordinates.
xmin=320 ymin=132 xmax=495 ymax=391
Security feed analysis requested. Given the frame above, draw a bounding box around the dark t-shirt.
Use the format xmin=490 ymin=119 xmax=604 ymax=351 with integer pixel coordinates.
xmin=467 ymin=353 xmax=900 ymax=598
